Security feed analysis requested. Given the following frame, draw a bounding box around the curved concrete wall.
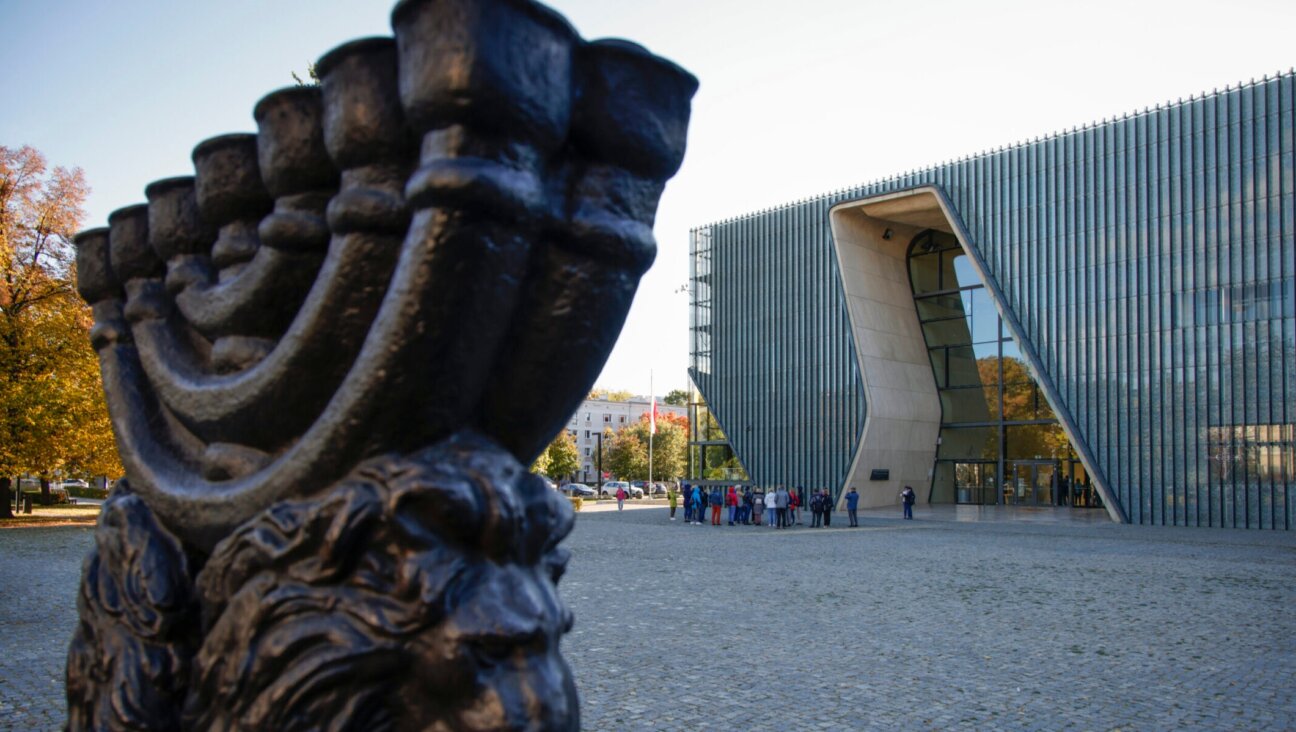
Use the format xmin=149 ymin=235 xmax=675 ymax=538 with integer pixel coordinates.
xmin=828 ymin=197 xmax=941 ymax=509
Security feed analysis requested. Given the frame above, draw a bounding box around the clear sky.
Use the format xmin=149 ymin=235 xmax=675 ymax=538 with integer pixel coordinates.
xmin=4 ymin=0 xmax=1294 ymax=398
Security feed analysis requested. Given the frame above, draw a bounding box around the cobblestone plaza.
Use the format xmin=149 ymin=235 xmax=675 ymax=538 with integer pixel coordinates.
xmin=2 ymin=506 xmax=1294 ymax=730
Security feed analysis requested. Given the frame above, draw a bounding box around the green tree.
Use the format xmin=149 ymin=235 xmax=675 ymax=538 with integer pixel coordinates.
xmin=603 ymin=426 xmax=646 ymax=481
xmin=1 ymin=145 xmax=121 ymax=511
xmin=704 ymin=456 xmax=747 ymax=481
xmin=531 ymin=429 xmax=579 ymax=480
xmin=663 ymin=389 xmax=689 ymax=406
xmin=604 ymin=415 xmax=687 ymax=481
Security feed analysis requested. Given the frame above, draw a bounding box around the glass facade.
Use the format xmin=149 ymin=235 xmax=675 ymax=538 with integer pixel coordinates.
xmin=909 ymin=230 xmax=1101 ymax=509
xmin=689 ymin=205 xmax=867 ymax=498
xmin=690 ymin=73 xmax=1296 ymax=529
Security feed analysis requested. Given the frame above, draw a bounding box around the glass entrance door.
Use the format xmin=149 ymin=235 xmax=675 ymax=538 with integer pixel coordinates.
xmin=1006 ymin=461 xmax=1057 ymax=506
xmin=954 ymin=462 xmax=996 ymax=504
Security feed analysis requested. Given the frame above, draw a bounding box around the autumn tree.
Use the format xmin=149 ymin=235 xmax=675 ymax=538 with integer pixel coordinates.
xmin=663 ymin=389 xmax=689 ymax=406
xmin=603 ymin=426 xmax=646 ymax=481
xmin=531 ymin=429 xmax=579 ymax=481
xmin=604 ymin=413 xmax=687 ymax=482
xmin=587 ymin=387 xmax=635 ymax=402
xmin=0 ymin=145 xmax=121 ymax=511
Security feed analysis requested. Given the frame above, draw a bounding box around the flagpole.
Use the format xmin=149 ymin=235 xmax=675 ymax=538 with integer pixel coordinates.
xmin=648 ymin=370 xmax=654 ymax=492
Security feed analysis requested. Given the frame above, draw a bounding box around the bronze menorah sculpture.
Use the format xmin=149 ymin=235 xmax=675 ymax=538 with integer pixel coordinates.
xmin=64 ymin=1 xmax=696 ymax=728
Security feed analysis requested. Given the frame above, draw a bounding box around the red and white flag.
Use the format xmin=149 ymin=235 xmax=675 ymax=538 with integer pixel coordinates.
xmin=650 ymin=399 xmax=658 ymax=434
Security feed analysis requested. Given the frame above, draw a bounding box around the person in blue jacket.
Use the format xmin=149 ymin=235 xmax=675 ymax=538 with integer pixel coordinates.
xmin=691 ymin=485 xmax=704 ymax=525
xmin=901 ymin=485 xmax=916 ymax=520
xmin=845 ymin=486 xmax=860 ymax=527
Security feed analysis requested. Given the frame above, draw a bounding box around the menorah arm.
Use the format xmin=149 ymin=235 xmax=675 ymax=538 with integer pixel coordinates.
xmin=102 ymin=205 xmax=536 ymax=549
xmin=129 ymin=229 xmax=402 ymax=449
xmin=171 ymin=246 xmax=325 ymax=340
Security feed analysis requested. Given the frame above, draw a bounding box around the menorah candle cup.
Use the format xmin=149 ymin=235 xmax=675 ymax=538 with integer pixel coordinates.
xmin=316 ymin=37 xmax=413 ymax=234
xmin=479 ymin=39 xmax=697 ymax=461
xmin=379 ymin=0 xmax=583 ymax=446
xmin=391 ymin=0 xmax=577 ymax=215
xmin=145 ymin=176 xmax=214 ymax=295
xmin=253 ymin=87 xmax=338 ymax=252
xmin=73 ymin=227 xmax=127 ymax=351
xmin=192 ymin=134 xmax=272 ymax=275
xmin=108 ymin=204 xmax=169 ymax=325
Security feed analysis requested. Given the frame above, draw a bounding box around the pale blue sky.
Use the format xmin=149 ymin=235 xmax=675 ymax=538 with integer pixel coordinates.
xmin=4 ymin=0 xmax=1294 ymax=396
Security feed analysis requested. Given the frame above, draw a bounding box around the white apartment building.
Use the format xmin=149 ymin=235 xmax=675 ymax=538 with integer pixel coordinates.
xmin=565 ymin=396 xmax=687 ymax=483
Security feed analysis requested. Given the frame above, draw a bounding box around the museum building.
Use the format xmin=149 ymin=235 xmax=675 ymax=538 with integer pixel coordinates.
xmin=688 ymin=72 xmax=1295 ymax=529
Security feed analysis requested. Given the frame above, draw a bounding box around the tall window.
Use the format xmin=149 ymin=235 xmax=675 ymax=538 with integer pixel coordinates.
xmin=908 ymin=230 xmax=1097 ymax=508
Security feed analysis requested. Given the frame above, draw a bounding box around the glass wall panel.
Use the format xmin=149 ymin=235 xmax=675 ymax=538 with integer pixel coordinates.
xmin=909 ymin=229 xmax=1089 ymax=510
xmin=969 ymin=289 xmax=1000 ymax=343
xmin=916 ymin=293 xmax=965 ymax=321
xmin=909 ymin=252 xmax=941 ymax=294
xmin=923 ymin=317 xmax=974 ymax=347
xmin=941 ymin=387 xmax=994 ymax=424
xmin=938 ymin=426 xmax=997 ymax=460
xmin=1005 ymin=424 xmax=1070 ymax=460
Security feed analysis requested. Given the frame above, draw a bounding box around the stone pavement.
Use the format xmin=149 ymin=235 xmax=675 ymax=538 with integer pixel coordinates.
xmin=0 ymin=526 xmax=93 ymax=731
xmin=3 ymin=508 xmax=1295 ymax=730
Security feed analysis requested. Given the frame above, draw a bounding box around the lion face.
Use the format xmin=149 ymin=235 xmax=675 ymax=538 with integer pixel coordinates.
xmin=402 ymin=561 xmax=578 ymax=732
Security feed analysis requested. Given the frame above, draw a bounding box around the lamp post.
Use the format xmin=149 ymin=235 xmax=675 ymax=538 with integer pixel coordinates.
xmin=594 ymin=431 xmax=603 ymax=495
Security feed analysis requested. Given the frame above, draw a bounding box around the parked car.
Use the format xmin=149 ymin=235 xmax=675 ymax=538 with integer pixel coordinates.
xmin=600 ymin=480 xmax=642 ymax=499
xmin=562 ymin=483 xmax=597 ymax=498
xmin=650 ymin=482 xmax=669 ymax=496
xmin=60 ymin=479 xmax=90 ymax=491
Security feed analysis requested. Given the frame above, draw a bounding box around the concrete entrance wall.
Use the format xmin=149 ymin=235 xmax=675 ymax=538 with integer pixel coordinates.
xmin=827 ymin=196 xmax=942 ymax=510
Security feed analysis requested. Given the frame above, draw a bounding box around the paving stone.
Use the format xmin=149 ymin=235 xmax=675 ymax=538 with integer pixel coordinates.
xmin=2 ymin=510 xmax=1294 ymax=730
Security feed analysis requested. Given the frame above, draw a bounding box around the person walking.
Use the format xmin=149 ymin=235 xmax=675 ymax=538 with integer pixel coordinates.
xmin=845 ymin=486 xmax=860 ymax=527
xmin=615 ymin=485 xmax=627 ymax=511
xmin=710 ymin=486 xmax=724 ymax=525
xmin=753 ymin=487 xmax=765 ymax=526
xmin=691 ymin=485 xmax=703 ymax=525
xmin=775 ymin=486 xmax=790 ymax=529
xmin=668 ymin=485 xmax=678 ymax=521
xmin=901 ymin=485 xmax=916 ymax=520
xmin=822 ymin=489 xmax=832 ymax=527
xmin=726 ymin=486 xmax=738 ymax=525
xmin=809 ymin=490 xmax=823 ymax=528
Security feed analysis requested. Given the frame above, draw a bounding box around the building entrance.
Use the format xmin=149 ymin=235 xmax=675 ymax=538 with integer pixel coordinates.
xmin=953 ymin=462 xmax=996 ymax=505
xmin=910 ymin=229 xmax=1103 ymax=511
xmin=1006 ymin=461 xmax=1056 ymax=506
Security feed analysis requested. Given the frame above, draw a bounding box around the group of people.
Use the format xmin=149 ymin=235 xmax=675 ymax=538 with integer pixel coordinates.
xmin=665 ymin=484 xmax=868 ymax=528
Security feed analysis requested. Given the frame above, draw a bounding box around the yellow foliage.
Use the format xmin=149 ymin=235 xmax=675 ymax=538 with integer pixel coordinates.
xmin=0 ymin=145 xmax=121 ymax=480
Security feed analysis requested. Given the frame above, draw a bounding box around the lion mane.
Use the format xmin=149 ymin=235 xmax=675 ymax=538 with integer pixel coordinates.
xmin=70 ymin=431 xmax=578 ymax=731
